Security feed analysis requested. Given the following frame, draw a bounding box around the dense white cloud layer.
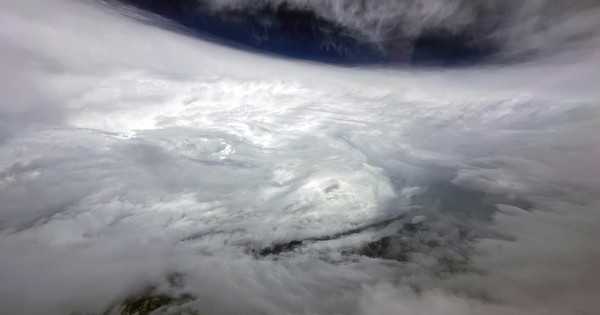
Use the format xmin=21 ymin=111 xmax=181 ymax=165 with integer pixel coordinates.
xmin=1 ymin=0 xmax=599 ymax=314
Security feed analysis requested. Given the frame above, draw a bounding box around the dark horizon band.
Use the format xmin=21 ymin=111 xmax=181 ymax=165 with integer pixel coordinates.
xmin=110 ymin=0 xmax=502 ymax=66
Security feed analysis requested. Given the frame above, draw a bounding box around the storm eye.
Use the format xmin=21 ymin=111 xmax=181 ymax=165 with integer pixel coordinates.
xmin=113 ymin=0 xmax=500 ymax=66
xmin=409 ymin=30 xmax=496 ymax=66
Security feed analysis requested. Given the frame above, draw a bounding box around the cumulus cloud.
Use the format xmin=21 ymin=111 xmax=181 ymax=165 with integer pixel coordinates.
xmin=0 ymin=0 xmax=599 ymax=314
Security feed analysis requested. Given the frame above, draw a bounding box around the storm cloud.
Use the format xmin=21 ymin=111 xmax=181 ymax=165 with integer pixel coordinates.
xmin=1 ymin=0 xmax=600 ymax=314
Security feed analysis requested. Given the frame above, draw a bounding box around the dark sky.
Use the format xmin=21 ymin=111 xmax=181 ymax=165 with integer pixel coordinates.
xmin=115 ymin=0 xmax=493 ymax=66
